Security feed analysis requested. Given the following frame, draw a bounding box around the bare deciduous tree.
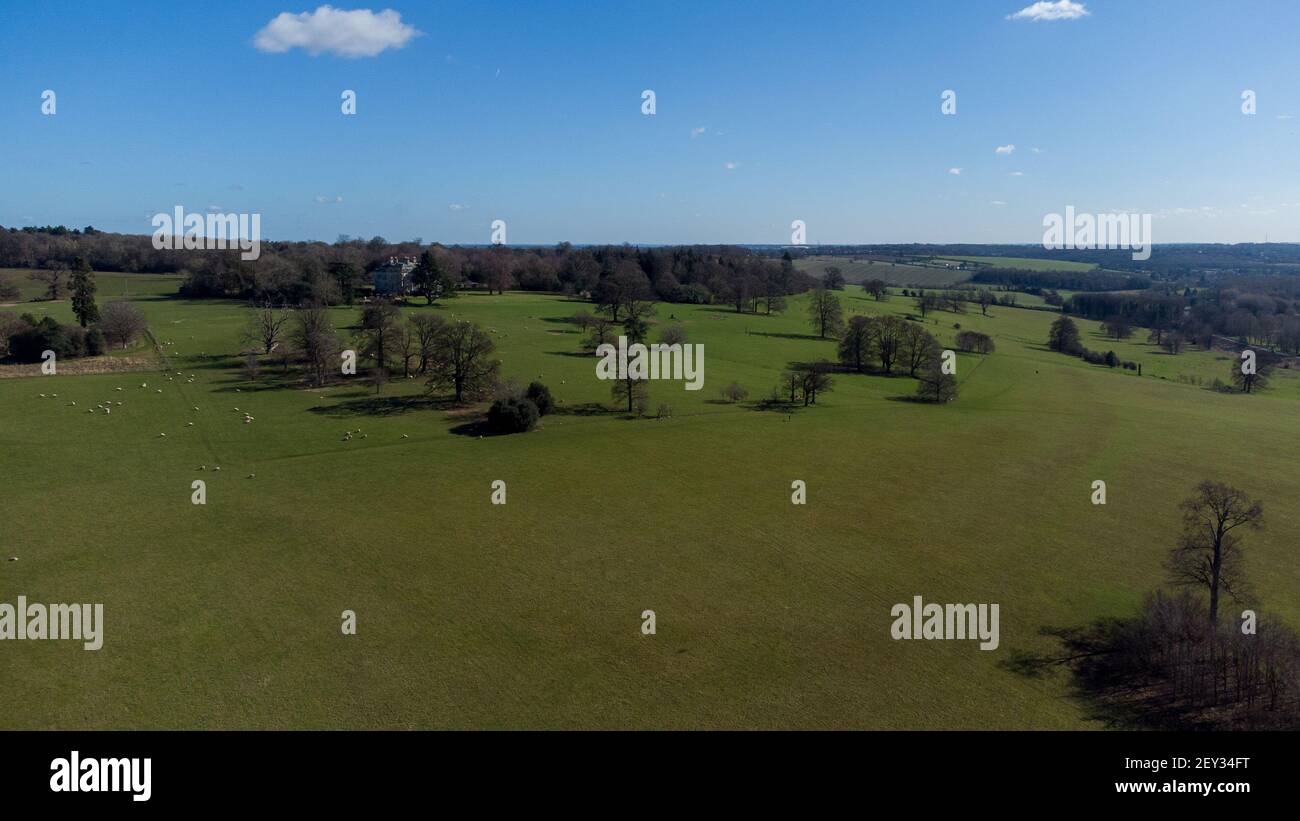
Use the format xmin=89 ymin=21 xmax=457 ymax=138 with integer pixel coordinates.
xmin=290 ymin=304 xmax=340 ymax=387
xmin=807 ymin=288 xmax=844 ymax=339
xmin=99 ymin=300 xmax=147 ymax=349
xmin=409 ymin=314 xmax=445 ymax=375
xmin=1167 ymin=480 xmax=1264 ymax=624
xmin=425 ymin=320 xmax=499 ymax=403
xmin=243 ymin=301 xmax=289 ymax=355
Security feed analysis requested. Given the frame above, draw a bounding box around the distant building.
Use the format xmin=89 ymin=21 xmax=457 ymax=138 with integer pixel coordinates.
xmin=373 ymin=256 xmax=418 ymax=295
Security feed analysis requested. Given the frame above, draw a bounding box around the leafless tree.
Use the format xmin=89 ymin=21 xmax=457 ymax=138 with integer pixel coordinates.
xmin=99 ymin=300 xmax=147 ymax=349
xmin=243 ymin=301 xmax=289 ymax=355
xmin=838 ymin=315 xmax=872 ymax=372
xmin=409 ymin=314 xmax=445 ymax=374
xmin=290 ymin=304 xmax=340 ymax=387
xmin=1167 ymin=481 xmax=1264 ymax=624
xmin=27 ymin=267 xmax=65 ymax=300
xmin=807 ymin=288 xmax=844 ymax=339
xmin=355 ymin=302 xmax=402 ymax=374
xmin=425 ymin=320 xmax=499 ymax=402
xmin=900 ymin=323 xmax=938 ymax=377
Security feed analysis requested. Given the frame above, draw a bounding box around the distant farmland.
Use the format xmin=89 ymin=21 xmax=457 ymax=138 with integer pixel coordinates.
xmin=794 ymin=256 xmax=970 ymax=288
xmin=936 ymin=256 xmax=1099 ymax=273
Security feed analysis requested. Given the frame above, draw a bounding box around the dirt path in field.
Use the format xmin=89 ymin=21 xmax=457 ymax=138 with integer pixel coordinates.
xmin=0 ymin=353 xmax=162 ymax=379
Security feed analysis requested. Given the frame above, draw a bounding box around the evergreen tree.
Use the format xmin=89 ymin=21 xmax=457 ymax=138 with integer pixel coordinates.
xmin=70 ymin=257 xmax=99 ymax=328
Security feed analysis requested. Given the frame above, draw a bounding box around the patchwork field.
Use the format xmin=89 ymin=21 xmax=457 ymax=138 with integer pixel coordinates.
xmin=3 ymin=278 xmax=1298 ymax=729
xmin=793 ymin=256 xmax=972 ymax=288
xmin=936 ymin=255 xmax=1100 ymax=272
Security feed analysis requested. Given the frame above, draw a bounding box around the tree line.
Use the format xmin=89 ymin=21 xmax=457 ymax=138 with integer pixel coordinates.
xmin=0 ymin=226 xmax=816 ymax=312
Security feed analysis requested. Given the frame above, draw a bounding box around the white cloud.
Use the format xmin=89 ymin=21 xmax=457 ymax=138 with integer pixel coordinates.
xmin=315 ymin=195 xmax=344 ymax=204
xmin=448 ymin=203 xmax=468 ymax=211
xmin=1007 ymin=1 xmax=1090 ymax=22
xmin=995 ymin=144 xmax=1015 ymax=155
xmin=948 ymin=167 xmax=962 ymax=175
xmin=989 ymin=200 xmax=1008 ymax=206
xmin=207 ymin=205 xmax=223 ymax=212
xmin=690 ymin=127 xmax=707 ymax=139
xmin=254 ymin=6 xmax=421 ymax=58
xmin=1030 ymin=147 xmax=1042 ymax=153
xmin=1009 ymin=171 xmax=1025 ymax=176
xmin=1277 ymin=114 xmax=1294 ymax=120
xmin=724 ymin=161 xmax=740 ymax=170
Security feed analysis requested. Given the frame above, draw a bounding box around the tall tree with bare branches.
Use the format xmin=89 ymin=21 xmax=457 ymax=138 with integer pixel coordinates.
xmin=1167 ymin=481 xmax=1264 ymax=625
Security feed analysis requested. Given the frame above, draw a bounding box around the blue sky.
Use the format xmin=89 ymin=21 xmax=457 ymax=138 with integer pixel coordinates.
xmin=3 ymin=0 xmax=1300 ymax=245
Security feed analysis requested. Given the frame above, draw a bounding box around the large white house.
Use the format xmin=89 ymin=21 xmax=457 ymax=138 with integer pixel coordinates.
xmin=373 ymin=256 xmax=418 ymax=295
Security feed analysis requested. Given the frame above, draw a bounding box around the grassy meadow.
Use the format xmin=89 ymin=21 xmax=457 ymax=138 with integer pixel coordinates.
xmin=793 ymin=256 xmax=970 ymax=288
xmin=3 ymin=276 xmax=1299 ymax=729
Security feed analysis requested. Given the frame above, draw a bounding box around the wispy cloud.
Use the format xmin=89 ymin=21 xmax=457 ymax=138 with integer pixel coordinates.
xmin=989 ymin=200 xmax=1008 ymax=206
xmin=995 ymin=144 xmax=1015 ymax=155
xmin=1007 ymin=1 xmax=1090 ymax=22
xmin=690 ymin=126 xmax=707 ymax=139
xmin=253 ymin=6 xmax=422 ymax=58
xmin=448 ymin=203 xmax=468 ymax=211
xmin=315 ymin=195 xmax=344 ymax=204
xmin=1009 ymin=171 xmax=1025 ymax=177
xmin=948 ymin=167 xmax=963 ymax=175
xmin=724 ymin=161 xmax=740 ymax=170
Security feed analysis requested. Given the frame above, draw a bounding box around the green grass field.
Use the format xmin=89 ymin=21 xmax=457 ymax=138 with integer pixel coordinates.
xmin=2 ymin=269 xmax=184 ymax=306
xmin=794 ymin=256 xmax=971 ymax=288
xmin=3 ymin=278 xmax=1299 ymax=729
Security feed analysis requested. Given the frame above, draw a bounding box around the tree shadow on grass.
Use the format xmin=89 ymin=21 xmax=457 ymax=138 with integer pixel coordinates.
xmin=551 ymin=402 xmax=608 ymax=417
xmin=307 ymin=395 xmax=458 ymax=418
xmin=752 ymin=331 xmax=827 ymax=342
xmin=998 ymin=619 xmax=1218 ymax=731
xmin=544 ymin=350 xmax=593 ymax=358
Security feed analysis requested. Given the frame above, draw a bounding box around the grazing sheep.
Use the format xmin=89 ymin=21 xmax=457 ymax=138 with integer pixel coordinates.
xmin=159 ymin=433 xmax=166 ymax=437
xmin=213 ymin=466 xmax=220 ymax=471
